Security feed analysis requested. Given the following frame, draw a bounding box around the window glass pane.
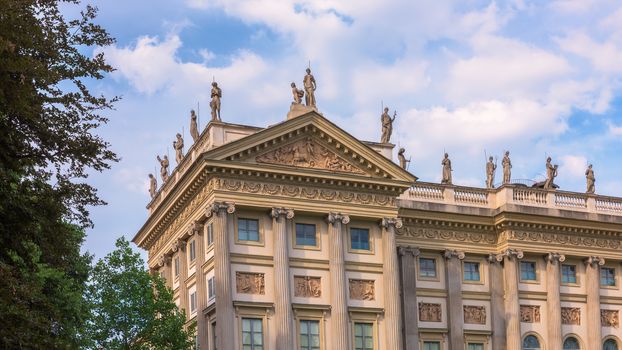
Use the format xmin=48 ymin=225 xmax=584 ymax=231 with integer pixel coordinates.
xmin=299 ymin=320 xmax=320 ymax=350
xmin=562 ymin=265 xmax=577 ymax=284
xmin=464 ymin=262 xmax=481 ymax=281
xmin=423 ymin=342 xmax=440 ymax=350
xmin=522 ymin=335 xmax=541 ymax=349
xmin=238 ymin=218 xmax=260 ymax=242
xmin=353 ymin=323 xmax=373 ymax=350
xmin=207 ymin=223 xmax=214 ymax=245
xmin=175 ymin=256 xmax=180 ymax=276
xmin=295 ymin=224 xmax=317 ymax=246
xmin=604 ymin=339 xmax=619 ymax=350
xmin=241 ymin=318 xmax=263 ymax=348
xmin=563 ymin=337 xmax=580 ymax=350
xmin=520 ymin=261 xmax=536 ymax=281
xmin=601 ymin=267 xmax=616 ymax=286
xmin=189 ymin=240 xmax=196 ymax=261
xmin=468 ymin=344 xmax=484 ymax=350
xmin=351 ymin=228 xmax=370 ymax=251
xmin=419 ymin=258 xmax=437 ymax=278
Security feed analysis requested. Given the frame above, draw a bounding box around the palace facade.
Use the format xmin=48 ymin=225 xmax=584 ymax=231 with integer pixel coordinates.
xmin=133 ymin=107 xmax=622 ymax=350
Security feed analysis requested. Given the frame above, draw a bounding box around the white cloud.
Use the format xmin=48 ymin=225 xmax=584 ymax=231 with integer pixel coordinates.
xmin=607 ymin=121 xmax=622 ymax=136
xmin=113 ymin=167 xmax=150 ymax=195
xmin=556 ymin=32 xmax=622 ymax=74
xmin=560 ymin=155 xmax=588 ymax=178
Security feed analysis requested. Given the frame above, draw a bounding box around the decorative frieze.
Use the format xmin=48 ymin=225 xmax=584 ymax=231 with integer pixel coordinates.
xmin=398 ymin=226 xmax=496 ymax=245
xmin=348 ymin=279 xmax=375 ymax=301
xmin=236 ymin=272 xmax=265 ymax=295
xmin=602 ymin=310 xmax=619 ymax=328
xmin=463 ymin=305 xmax=486 ymax=324
xmin=294 ymin=276 xmax=321 ymax=298
xmin=561 ymin=307 xmax=581 ymax=325
xmin=419 ymin=303 xmax=442 ymax=322
xmin=499 ymin=229 xmax=621 ymax=250
xmin=520 ymin=305 xmax=541 ymax=323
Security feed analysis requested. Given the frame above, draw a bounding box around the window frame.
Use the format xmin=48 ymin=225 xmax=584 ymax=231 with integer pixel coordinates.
xmin=601 ymin=266 xmax=617 ymax=288
xmin=240 ymin=317 xmax=264 ymax=350
xmin=208 ymin=276 xmax=216 ymax=301
xmin=419 ymin=332 xmax=445 ymax=350
xmin=519 ymin=260 xmax=538 ymax=283
xmin=522 ymin=333 xmax=543 ymax=350
xmin=417 ymin=256 xmax=439 ymax=281
xmin=562 ymin=335 xmax=582 ymax=350
xmin=561 ymin=264 xmax=579 ymax=285
xmin=348 ymin=226 xmax=374 ymax=254
xmin=353 ymin=322 xmax=374 ymax=350
xmin=174 ymin=256 xmax=180 ymax=278
xmin=462 ymin=260 xmax=483 ymax=284
xmin=298 ymin=319 xmax=321 ymax=350
xmin=207 ymin=222 xmax=214 ymax=247
xmin=234 ymin=214 xmax=264 ymax=246
xmin=293 ymin=222 xmax=320 ymax=250
xmin=188 ymin=239 xmax=196 ymax=264
xmin=604 ymin=337 xmax=620 ymax=350
xmin=350 ymin=311 xmax=379 ymax=350
xmin=189 ymin=290 xmax=197 ymax=315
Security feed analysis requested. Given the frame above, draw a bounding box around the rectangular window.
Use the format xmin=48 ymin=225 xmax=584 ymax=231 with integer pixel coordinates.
xmin=238 ymin=218 xmax=260 ymax=242
xmin=463 ymin=262 xmax=481 ymax=281
xmin=174 ymin=256 xmax=180 ymax=277
xmin=423 ymin=342 xmax=440 ymax=350
xmin=467 ymin=344 xmax=484 ymax=350
xmin=350 ymin=228 xmax=371 ymax=251
xmin=354 ymin=322 xmax=374 ymax=350
xmin=520 ymin=261 xmax=537 ymax=281
xmin=295 ymin=223 xmax=317 ymax=247
xmin=299 ymin=320 xmax=320 ymax=350
xmin=211 ymin=321 xmax=217 ymax=350
xmin=190 ymin=291 xmax=197 ymax=313
xmin=419 ymin=258 xmax=437 ymax=278
xmin=601 ymin=267 xmax=616 ymax=287
xmin=208 ymin=277 xmax=215 ymax=300
xmin=561 ymin=264 xmax=577 ymax=284
xmin=241 ymin=318 xmax=263 ymax=350
xmin=189 ymin=239 xmax=196 ymax=262
xmin=207 ymin=223 xmax=214 ymax=246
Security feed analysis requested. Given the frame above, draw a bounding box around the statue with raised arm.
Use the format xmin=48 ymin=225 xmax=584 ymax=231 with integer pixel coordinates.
xmin=210 ymin=82 xmax=222 ymax=121
xmin=486 ymin=156 xmax=497 ymax=189
xmin=148 ymin=173 xmax=157 ymax=198
xmin=544 ymin=156 xmax=558 ymax=189
xmin=303 ymin=68 xmax=316 ymax=108
xmin=441 ymin=153 xmax=452 ymax=185
xmin=173 ymin=133 xmax=184 ymax=164
xmin=157 ymin=155 xmax=169 ymax=182
xmin=586 ymin=164 xmax=595 ymax=194
xmin=380 ymin=107 xmax=397 ymax=143
xmin=190 ymin=110 xmax=199 ymax=143
xmin=291 ymin=82 xmax=304 ymax=104
xmin=502 ymin=151 xmax=512 ymax=184
xmin=397 ymin=147 xmax=410 ymax=170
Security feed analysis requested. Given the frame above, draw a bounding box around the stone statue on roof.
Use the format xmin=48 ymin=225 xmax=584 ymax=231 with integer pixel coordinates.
xmin=544 ymin=156 xmax=558 ymax=189
xmin=291 ymin=82 xmax=304 ymax=104
xmin=380 ymin=107 xmax=396 ymax=144
xmin=486 ymin=156 xmax=497 ymax=189
xmin=398 ymin=147 xmax=410 ymax=170
xmin=190 ymin=110 xmax=199 ymax=143
xmin=441 ymin=153 xmax=452 ymax=185
xmin=502 ymin=151 xmax=512 ymax=184
xmin=303 ymin=68 xmax=316 ymax=108
xmin=157 ymin=155 xmax=169 ymax=182
xmin=586 ymin=164 xmax=595 ymax=194
xmin=173 ymin=133 xmax=184 ymax=164
xmin=210 ymin=82 xmax=222 ymax=121
xmin=148 ymin=173 xmax=157 ymax=198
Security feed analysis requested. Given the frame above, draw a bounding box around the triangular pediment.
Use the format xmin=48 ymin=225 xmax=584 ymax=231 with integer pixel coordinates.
xmin=205 ymin=111 xmax=417 ymax=183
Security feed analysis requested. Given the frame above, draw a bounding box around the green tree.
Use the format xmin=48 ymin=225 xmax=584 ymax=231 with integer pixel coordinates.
xmin=0 ymin=0 xmax=117 ymax=348
xmin=85 ymin=237 xmax=195 ymax=350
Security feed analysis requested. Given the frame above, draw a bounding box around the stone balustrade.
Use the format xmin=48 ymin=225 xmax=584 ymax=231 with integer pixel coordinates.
xmin=402 ymin=181 xmax=622 ymax=216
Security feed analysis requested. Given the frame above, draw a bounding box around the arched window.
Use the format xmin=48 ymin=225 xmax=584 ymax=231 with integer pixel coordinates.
xmin=605 ymin=339 xmax=619 ymax=350
xmin=522 ymin=335 xmax=541 ymax=350
xmin=563 ymin=337 xmax=580 ymax=349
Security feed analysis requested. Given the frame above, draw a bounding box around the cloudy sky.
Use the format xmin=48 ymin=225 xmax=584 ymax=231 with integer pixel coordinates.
xmin=69 ymin=0 xmax=622 ymax=258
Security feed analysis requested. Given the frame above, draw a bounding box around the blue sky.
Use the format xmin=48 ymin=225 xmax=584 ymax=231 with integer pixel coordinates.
xmin=71 ymin=0 xmax=622 ymax=258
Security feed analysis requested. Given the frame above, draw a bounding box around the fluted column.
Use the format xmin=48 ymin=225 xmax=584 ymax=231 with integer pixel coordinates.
xmin=207 ymin=202 xmax=236 ymax=350
xmin=157 ymin=254 xmax=172 ymax=289
xmin=585 ymin=256 xmax=605 ymax=350
xmin=271 ymin=207 xmax=295 ymax=350
xmin=381 ymin=217 xmax=404 ymax=350
xmin=327 ymin=212 xmax=350 ymax=350
xmin=173 ymin=238 xmax=189 ymax=318
xmin=190 ymin=222 xmax=208 ymax=347
xmin=444 ymin=249 xmax=465 ymax=350
xmin=499 ymin=249 xmax=523 ymax=350
xmin=488 ymin=254 xmax=506 ymax=350
xmin=545 ymin=252 xmax=565 ymax=350
xmin=399 ymin=246 xmax=421 ymax=350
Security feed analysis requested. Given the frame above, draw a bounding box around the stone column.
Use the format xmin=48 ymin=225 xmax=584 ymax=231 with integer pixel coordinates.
xmin=207 ymin=202 xmax=236 ymax=350
xmin=190 ymin=222 xmax=208 ymax=347
xmin=443 ymin=249 xmax=465 ymax=350
xmin=157 ymin=254 xmax=172 ymax=289
xmin=381 ymin=217 xmax=404 ymax=350
xmin=327 ymin=212 xmax=350 ymax=350
xmin=500 ymin=249 xmax=523 ymax=350
xmin=585 ymin=256 xmax=605 ymax=350
xmin=398 ymin=246 xmax=420 ymax=350
xmin=488 ymin=254 xmax=506 ymax=350
xmin=545 ymin=252 xmax=565 ymax=350
xmin=271 ymin=207 xmax=295 ymax=350
xmin=174 ymin=238 xmax=189 ymax=318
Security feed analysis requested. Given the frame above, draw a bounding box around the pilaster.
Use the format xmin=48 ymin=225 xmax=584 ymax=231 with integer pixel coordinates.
xmin=189 ymin=222 xmax=208 ymax=347
xmin=498 ymin=248 xmax=523 ymax=350
xmin=399 ymin=246 xmax=421 ymax=350
xmin=545 ymin=252 xmax=565 ymax=350
xmin=173 ymin=238 xmax=189 ymax=318
xmin=585 ymin=256 xmax=605 ymax=350
xmin=381 ymin=217 xmax=404 ymax=350
xmin=271 ymin=207 xmax=295 ymax=350
xmin=487 ymin=254 xmax=506 ymax=350
xmin=443 ymin=249 xmax=465 ymax=350
xmin=327 ymin=212 xmax=350 ymax=350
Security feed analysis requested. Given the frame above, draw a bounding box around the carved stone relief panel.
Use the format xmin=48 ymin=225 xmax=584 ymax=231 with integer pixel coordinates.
xmin=602 ymin=309 xmax=619 ymax=328
xmin=294 ymin=276 xmax=321 ymax=298
xmin=561 ymin=307 xmax=581 ymax=325
xmin=419 ymin=303 xmax=442 ymax=322
xmin=348 ymin=279 xmax=375 ymax=301
xmin=463 ymin=305 xmax=486 ymax=324
xmin=236 ymin=272 xmax=265 ymax=295
xmin=520 ymin=305 xmax=541 ymax=323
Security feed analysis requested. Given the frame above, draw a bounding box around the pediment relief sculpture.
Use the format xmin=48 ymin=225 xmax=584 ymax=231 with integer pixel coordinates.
xmin=419 ymin=302 xmax=442 ymax=322
xmin=236 ymin=272 xmax=265 ymax=295
xmin=294 ymin=276 xmax=321 ymax=298
xmin=602 ymin=309 xmax=619 ymax=328
xmin=255 ymin=137 xmax=365 ymax=175
xmin=463 ymin=305 xmax=486 ymax=324
xmin=520 ymin=305 xmax=541 ymax=323
xmin=348 ymin=279 xmax=375 ymax=300
xmin=561 ymin=307 xmax=580 ymax=325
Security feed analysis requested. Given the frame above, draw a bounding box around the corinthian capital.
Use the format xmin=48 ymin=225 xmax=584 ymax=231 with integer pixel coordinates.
xmin=494 ymin=248 xmax=524 ymax=262
xmin=188 ymin=221 xmax=203 ymax=237
xmin=327 ymin=212 xmax=350 ymax=225
xmin=270 ymin=207 xmax=295 ymax=220
xmin=443 ymin=249 xmax=465 ymax=260
xmin=206 ymin=201 xmax=236 ymax=218
xmin=381 ymin=217 xmax=403 ymax=230
xmin=398 ymin=246 xmax=420 ymax=257
xmin=584 ymin=256 xmax=605 ymax=267
xmin=544 ymin=252 xmax=566 ymax=264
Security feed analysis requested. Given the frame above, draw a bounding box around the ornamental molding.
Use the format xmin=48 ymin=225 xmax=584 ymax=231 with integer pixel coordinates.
xmin=397 ymin=226 xmax=496 ymax=245
xmin=398 ymin=246 xmax=421 ymax=257
xmin=499 ymin=229 xmax=621 ymax=250
xmin=327 ymin=212 xmax=350 ymax=225
xmin=497 ymin=221 xmax=622 ymax=239
xmin=270 ymin=207 xmax=295 ymax=220
xmin=443 ymin=249 xmax=465 ymax=260
xmin=544 ymin=252 xmax=566 ymax=263
xmin=381 ymin=217 xmax=403 ymax=230
xmin=491 ymin=248 xmax=524 ymax=262
xmin=584 ymin=256 xmax=606 ymax=267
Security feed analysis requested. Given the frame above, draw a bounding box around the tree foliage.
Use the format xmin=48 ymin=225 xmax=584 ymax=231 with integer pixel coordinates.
xmin=85 ymin=238 xmax=195 ymax=350
xmin=0 ymin=0 xmax=118 ymax=347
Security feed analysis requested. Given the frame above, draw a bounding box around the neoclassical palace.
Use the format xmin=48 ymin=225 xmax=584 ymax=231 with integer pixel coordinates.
xmin=134 ymin=104 xmax=622 ymax=350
